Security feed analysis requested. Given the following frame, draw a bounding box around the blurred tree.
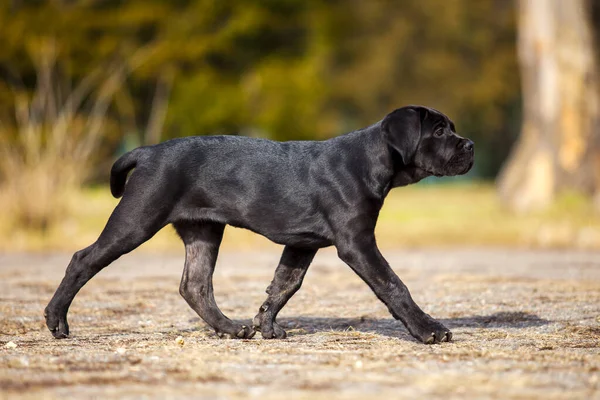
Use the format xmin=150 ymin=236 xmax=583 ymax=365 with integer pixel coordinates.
xmin=498 ymin=0 xmax=600 ymax=211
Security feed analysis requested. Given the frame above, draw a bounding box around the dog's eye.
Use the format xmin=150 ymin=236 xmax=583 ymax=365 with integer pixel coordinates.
xmin=434 ymin=129 xmax=444 ymax=137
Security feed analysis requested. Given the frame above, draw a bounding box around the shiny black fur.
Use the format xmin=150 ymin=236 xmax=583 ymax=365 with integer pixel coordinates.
xmin=45 ymin=105 xmax=474 ymax=344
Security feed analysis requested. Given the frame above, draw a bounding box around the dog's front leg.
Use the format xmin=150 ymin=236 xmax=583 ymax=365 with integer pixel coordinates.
xmin=253 ymin=246 xmax=317 ymax=339
xmin=336 ymin=235 xmax=451 ymax=344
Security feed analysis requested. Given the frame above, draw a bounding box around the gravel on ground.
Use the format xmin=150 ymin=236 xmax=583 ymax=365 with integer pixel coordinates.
xmin=1 ymin=249 xmax=599 ymax=399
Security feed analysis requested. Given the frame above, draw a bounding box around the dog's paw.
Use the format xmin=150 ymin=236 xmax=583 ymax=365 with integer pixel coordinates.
xmin=260 ymin=322 xmax=287 ymax=339
xmin=422 ymin=329 xmax=452 ymax=344
xmin=215 ymin=325 xmax=256 ymax=340
xmin=44 ymin=306 xmax=70 ymax=339
xmin=252 ymin=312 xmax=287 ymax=339
xmin=407 ymin=315 xmax=452 ymax=344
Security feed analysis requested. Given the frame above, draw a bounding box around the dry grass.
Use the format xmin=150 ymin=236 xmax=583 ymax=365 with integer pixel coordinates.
xmin=0 ymin=250 xmax=599 ymax=399
xmin=0 ymin=39 xmax=158 ymax=232
xmin=0 ymin=40 xmax=129 ymax=231
xmin=1 ymin=182 xmax=600 ymax=252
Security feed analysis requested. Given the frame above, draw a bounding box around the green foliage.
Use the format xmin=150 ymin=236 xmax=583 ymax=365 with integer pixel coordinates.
xmin=0 ymin=0 xmax=520 ymax=181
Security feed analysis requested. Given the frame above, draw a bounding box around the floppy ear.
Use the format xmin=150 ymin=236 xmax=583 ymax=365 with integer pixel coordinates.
xmin=381 ymin=106 xmax=424 ymax=165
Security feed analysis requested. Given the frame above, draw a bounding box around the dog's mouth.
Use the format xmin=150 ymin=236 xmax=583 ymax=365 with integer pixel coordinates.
xmin=418 ymin=151 xmax=474 ymax=177
xmin=444 ymin=152 xmax=474 ymax=176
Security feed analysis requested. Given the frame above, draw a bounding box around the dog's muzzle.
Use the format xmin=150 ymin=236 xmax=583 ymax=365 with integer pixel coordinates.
xmin=446 ymin=143 xmax=474 ymax=176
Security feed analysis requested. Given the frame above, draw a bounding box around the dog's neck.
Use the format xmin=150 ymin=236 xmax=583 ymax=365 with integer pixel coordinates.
xmin=348 ymin=122 xmax=432 ymax=199
xmin=390 ymin=166 xmax=432 ymax=187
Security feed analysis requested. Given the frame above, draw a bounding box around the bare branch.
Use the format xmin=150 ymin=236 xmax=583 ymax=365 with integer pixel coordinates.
xmin=145 ymin=67 xmax=174 ymax=145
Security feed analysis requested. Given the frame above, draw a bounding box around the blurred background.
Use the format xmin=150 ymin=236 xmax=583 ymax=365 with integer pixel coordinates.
xmin=0 ymin=0 xmax=599 ymax=251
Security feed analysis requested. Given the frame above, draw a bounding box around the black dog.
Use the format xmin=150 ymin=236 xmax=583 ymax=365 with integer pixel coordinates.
xmin=45 ymin=105 xmax=474 ymax=344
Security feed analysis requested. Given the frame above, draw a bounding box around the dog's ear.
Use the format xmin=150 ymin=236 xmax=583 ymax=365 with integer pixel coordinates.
xmin=381 ymin=106 xmax=426 ymax=165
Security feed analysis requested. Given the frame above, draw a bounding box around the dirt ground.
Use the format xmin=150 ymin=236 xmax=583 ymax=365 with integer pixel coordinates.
xmin=0 ymin=249 xmax=599 ymax=399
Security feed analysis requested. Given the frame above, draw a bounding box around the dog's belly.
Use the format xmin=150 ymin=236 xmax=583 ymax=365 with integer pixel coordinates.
xmin=174 ymin=206 xmax=333 ymax=248
xmin=245 ymin=229 xmax=333 ymax=248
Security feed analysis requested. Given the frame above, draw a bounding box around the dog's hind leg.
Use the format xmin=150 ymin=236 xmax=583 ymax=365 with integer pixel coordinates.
xmin=253 ymin=246 xmax=317 ymax=339
xmin=175 ymin=221 xmax=255 ymax=339
xmin=44 ymin=176 xmax=171 ymax=339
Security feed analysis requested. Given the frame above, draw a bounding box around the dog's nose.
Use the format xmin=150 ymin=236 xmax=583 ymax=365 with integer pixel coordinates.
xmin=462 ymin=140 xmax=474 ymax=151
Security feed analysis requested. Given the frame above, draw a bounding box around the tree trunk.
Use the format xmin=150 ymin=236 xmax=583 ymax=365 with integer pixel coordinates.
xmin=498 ymin=0 xmax=600 ymax=212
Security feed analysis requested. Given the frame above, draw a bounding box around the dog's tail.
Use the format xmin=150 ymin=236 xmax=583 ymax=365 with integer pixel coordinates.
xmin=110 ymin=148 xmax=145 ymax=198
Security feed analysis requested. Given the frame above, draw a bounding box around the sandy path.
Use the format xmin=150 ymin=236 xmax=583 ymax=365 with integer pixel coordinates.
xmin=1 ymin=249 xmax=599 ymax=399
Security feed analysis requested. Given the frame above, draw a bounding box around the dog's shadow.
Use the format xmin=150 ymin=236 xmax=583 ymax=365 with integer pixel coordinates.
xmin=273 ymin=311 xmax=550 ymax=340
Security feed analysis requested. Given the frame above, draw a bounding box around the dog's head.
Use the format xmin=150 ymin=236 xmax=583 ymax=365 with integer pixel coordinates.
xmin=381 ymin=106 xmax=474 ymax=176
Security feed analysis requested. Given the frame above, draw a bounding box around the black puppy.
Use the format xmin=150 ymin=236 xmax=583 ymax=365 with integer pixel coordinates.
xmin=45 ymin=105 xmax=474 ymax=344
